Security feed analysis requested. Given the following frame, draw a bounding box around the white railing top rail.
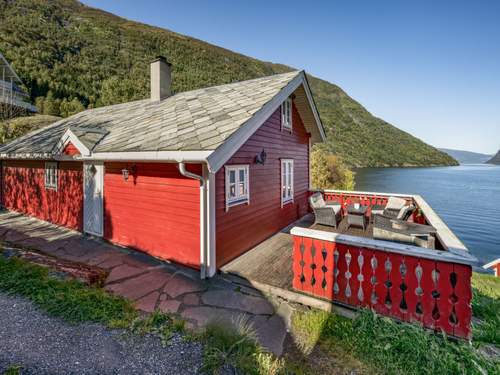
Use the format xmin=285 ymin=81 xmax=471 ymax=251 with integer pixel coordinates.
xmin=290 ymin=226 xmax=477 ymax=266
xmin=312 ymin=189 xmax=468 ymax=253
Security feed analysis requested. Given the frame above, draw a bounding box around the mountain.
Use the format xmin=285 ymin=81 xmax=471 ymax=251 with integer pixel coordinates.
xmin=0 ymin=0 xmax=457 ymax=168
xmin=439 ymin=148 xmax=493 ymax=164
xmin=486 ymin=150 xmax=500 ymax=165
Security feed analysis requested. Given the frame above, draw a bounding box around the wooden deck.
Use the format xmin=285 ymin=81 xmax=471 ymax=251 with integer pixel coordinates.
xmin=221 ymin=214 xmax=374 ymax=291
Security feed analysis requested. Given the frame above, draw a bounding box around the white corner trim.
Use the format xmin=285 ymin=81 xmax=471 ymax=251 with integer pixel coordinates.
xmin=54 ymin=128 xmax=91 ymax=157
xmin=207 ymin=170 xmax=217 ymax=277
xmin=207 ymin=71 xmax=325 ymax=173
xmin=290 ymin=227 xmax=477 ymax=266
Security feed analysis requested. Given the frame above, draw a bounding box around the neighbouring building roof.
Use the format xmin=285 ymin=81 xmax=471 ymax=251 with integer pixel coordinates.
xmin=0 ymin=70 xmax=325 ymax=171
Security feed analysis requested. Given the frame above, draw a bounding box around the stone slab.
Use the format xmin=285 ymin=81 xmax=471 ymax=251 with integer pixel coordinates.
xmin=164 ymin=273 xmax=207 ymax=298
xmin=106 ymin=264 xmax=146 ymax=284
xmin=159 ymin=300 xmax=181 ymax=314
xmin=201 ymin=290 xmax=274 ymax=315
xmin=181 ymin=306 xmax=250 ymax=328
xmin=135 ymin=291 xmax=160 ymax=313
xmin=106 ymin=270 xmax=172 ymax=301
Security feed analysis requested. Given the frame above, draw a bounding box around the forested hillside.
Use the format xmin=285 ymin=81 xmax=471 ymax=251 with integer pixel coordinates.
xmin=0 ymin=0 xmax=457 ymax=167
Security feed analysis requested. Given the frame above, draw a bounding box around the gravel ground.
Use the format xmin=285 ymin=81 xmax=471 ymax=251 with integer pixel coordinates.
xmin=0 ymin=292 xmax=203 ymax=374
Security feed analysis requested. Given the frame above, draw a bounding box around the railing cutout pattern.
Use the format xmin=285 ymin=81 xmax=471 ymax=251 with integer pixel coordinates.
xmin=292 ymin=236 xmax=472 ymax=339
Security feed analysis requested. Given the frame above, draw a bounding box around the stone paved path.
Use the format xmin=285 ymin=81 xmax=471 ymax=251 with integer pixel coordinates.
xmin=0 ymin=210 xmax=290 ymax=355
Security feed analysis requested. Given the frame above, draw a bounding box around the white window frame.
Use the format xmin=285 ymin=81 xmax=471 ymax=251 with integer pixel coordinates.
xmin=225 ymin=164 xmax=250 ymax=211
xmin=44 ymin=162 xmax=58 ymax=190
xmin=281 ymin=97 xmax=293 ymax=132
xmin=281 ymin=159 xmax=294 ymax=207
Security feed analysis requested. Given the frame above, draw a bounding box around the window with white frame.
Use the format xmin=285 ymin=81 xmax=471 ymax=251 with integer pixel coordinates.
xmin=44 ymin=162 xmax=58 ymax=190
xmin=281 ymin=159 xmax=294 ymax=206
xmin=225 ymin=165 xmax=249 ymax=210
xmin=281 ymin=97 xmax=292 ymax=131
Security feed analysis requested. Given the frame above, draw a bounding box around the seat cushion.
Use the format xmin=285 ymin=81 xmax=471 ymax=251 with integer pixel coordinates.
xmin=309 ymin=192 xmax=326 ymax=209
xmin=386 ymin=196 xmax=407 ymax=211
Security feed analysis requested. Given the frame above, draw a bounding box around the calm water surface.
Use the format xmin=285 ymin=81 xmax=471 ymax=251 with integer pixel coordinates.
xmin=355 ymin=164 xmax=500 ymax=265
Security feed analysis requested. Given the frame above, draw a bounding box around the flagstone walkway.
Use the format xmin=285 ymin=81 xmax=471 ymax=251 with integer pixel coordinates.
xmin=0 ymin=210 xmax=291 ymax=356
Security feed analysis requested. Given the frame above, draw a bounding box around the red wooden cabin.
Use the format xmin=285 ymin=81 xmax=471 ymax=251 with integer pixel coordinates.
xmin=0 ymin=57 xmax=325 ymax=278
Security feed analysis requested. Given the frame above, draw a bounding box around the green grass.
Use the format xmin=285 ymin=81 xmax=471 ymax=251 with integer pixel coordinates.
xmin=2 ymin=365 xmax=22 ymax=375
xmin=291 ymin=309 xmax=499 ymax=375
xmin=0 ymin=254 xmax=137 ymax=327
xmin=200 ymin=316 xmax=285 ymax=375
xmin=472 ymin=272 xmax=500 ymax=345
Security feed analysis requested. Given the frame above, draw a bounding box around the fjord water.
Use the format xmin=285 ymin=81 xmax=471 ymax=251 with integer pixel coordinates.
xmin=354 ymin=164 xmax=500 ymax=265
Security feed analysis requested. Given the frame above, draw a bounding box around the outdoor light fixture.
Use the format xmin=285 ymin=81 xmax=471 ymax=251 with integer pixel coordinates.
xmin=121 ymin=168 xmax=129 ymax=181
xmin=255 ymin=148 xmax=267 ymax=165
xmin=121 ymin=164 xmax=137 ymax=181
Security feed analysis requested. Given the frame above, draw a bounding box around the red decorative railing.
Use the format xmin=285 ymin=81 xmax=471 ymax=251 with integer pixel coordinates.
xmin=292 ymin=232 xmax=473 ymax=339
xmin=294 ymin=190 xmax=476 ymax=339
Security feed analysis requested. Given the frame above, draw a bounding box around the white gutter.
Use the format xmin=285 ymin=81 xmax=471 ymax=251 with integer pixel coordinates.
xmin=178 ymin=162 xmax=208 ymax=279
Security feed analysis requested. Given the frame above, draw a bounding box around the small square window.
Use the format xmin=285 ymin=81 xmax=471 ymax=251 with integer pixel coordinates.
xmin=281 ymin=97 xmax=292 ymax=131
xmin=225 ymin=165 xmax=249 ymax=210
xmin=45 ymin=162 xmax=58 ymax=190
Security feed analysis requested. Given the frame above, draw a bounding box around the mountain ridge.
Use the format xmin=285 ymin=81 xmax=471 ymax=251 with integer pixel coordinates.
xmin=486 ymin=150 xmax=500 ymax=165
xmin=0 ymin=0 xmax=457 ymax=167
xmin=439 ymin=148 xmax=492 ymax=164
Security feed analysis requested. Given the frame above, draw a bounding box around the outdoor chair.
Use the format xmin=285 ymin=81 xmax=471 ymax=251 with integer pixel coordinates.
xmin=309 ymin=192 xmax=343 ymax=228
xmin=373 ymin=215 xmax=436 ymax=249
xmin=371 ymin=196 xmax=415 ymax=221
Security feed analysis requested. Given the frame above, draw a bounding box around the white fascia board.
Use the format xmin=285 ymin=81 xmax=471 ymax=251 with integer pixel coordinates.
xmin=54 ymin=129 xmax=91 ymax=157
xmin=290 ymin=227 xmax=477 ymax=266
xmin=483 ymin=257 xmax=500 ymax=269
xmin=207 ymin=71 xmax=326 ymax=173
xmin=301 ymin=72 xmax=327 ymax=142
xmin=85 ymin=150 xmax=213 ymax=164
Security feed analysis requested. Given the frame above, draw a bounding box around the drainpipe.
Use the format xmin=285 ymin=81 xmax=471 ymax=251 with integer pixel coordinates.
xmin=178 ymin=162 xmax=207 ymax=279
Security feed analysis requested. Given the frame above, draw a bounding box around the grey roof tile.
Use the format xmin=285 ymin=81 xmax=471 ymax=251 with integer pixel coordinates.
xmin=0 ymin=71 xmax=300 ymax=156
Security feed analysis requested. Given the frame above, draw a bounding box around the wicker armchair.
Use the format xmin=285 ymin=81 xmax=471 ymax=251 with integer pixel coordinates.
xmin=309 ymin=192 xmax=342 ymax=228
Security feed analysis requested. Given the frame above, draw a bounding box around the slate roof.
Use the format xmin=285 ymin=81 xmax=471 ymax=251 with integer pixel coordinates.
xmin=0 ymin=71 xmax=302 ymax=156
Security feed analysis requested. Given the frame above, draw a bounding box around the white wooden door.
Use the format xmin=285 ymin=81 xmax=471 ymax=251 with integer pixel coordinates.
xmin=83 ymin=162 xmax=104 ymax=236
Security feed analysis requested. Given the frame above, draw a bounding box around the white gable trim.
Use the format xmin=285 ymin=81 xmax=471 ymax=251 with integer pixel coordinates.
xmin=207 ymin=71 xmax=325 ymax=173
xmin=53 ymin=129 xmax=91 ymax=157
xmin=483 ymin=257 xmax=500 ymax=269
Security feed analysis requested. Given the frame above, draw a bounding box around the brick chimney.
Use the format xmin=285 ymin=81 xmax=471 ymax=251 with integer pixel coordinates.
xmin=150 ymin=56 xmax=171 ymax=101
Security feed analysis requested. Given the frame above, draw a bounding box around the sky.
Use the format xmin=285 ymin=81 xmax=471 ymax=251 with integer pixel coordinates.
xmin=81 ymin=0 xmax=500 ymax=154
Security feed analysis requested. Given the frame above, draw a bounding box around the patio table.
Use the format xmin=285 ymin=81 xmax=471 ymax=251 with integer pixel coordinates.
xmin=347 ymin=204 xmax=368 ymax=230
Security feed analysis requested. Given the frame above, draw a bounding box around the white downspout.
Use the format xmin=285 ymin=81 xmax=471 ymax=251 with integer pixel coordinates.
xmin=178 ymin=162 xmax=207 ymax=279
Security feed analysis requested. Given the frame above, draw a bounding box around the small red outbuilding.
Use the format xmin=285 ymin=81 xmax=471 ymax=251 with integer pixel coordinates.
xmin=0 ymin=58 xmax=325 ymax=277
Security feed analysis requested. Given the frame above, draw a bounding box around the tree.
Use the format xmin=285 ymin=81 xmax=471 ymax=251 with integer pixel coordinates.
xmin=311 ymin=148 xmax=355 ymax=191
xmin=59 ymin=98 xmax=85 ymax=117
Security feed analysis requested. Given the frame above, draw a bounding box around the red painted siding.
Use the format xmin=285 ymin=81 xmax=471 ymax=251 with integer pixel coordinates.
xmin=103 ymin=162 xmax=201 ymax=268
xmin=1 ymin=160 xmax=83 ymax=230
xmin=62 ymin=142 xmax=81 ymax=156
xmin=216 ymin=104 xmax=310 ymax=267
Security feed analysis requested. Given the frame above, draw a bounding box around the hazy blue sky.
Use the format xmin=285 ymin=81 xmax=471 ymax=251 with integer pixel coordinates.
xmin=82 ymin=0 xmax=499 ymax=154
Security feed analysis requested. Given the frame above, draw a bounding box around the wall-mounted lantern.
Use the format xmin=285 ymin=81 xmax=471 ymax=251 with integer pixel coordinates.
xmin=255 ymin=148 xmax=267 ymax=165
xmin=121 ymin=164 xmax=137 ymax=182
xmin=121 ymin=168 xmax=130 ymax=181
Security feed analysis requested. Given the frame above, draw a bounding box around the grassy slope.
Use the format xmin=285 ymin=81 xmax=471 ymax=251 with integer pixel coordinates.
xmin=0 ymin=115 xmax=61 ymax=144
xmin=0 ymin=0 xmax=457 ymax=167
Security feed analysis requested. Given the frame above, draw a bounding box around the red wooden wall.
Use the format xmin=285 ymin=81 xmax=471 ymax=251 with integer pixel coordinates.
xmin=62 ymin=142 xmax=81 ymax=156
xmin=216 ymin=103 xmax=310 ymax=267
xmin=103 ymin=162 xmax=202 ymax=269
xmin=1 ymin=160 xmax=84 ymax=230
